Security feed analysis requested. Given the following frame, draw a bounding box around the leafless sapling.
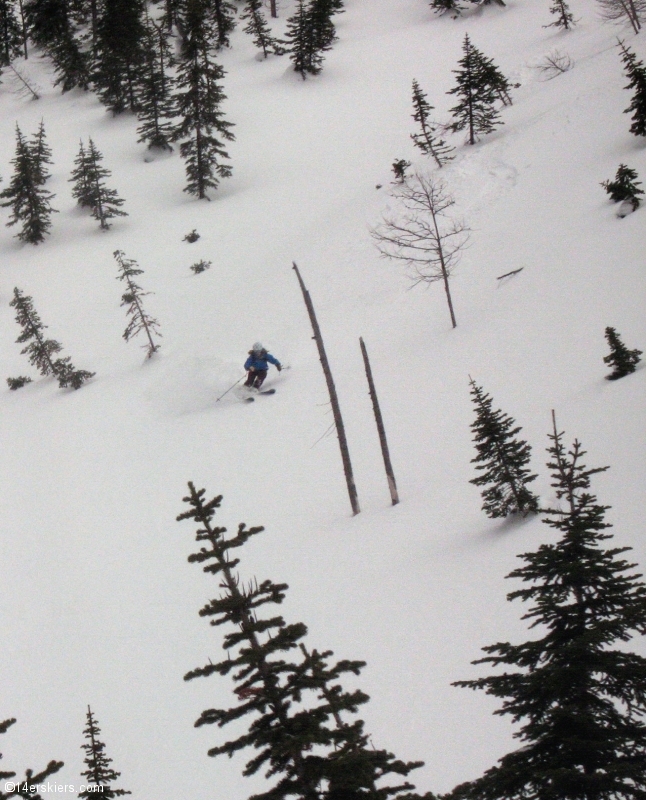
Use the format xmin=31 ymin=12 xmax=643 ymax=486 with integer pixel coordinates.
xmin=371 ymin=172 xmax=470 ymax=329
xmin=597 ymin=0 xmax=644 ymax=33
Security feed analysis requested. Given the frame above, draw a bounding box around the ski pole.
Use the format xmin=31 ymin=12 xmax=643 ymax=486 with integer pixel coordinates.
xmin=216 ymin=375 xmax=245 ymax=402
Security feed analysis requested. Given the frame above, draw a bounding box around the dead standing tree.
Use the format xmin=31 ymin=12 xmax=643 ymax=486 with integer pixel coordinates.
xmin=371 ymin=172 xmax=470 ymax=329
xmin=293 ymin=262 xmax=360 ymax=516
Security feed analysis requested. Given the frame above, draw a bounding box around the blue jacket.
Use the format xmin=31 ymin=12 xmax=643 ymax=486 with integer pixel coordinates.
xmin=244 ymin=350 xmax=281 ymax=371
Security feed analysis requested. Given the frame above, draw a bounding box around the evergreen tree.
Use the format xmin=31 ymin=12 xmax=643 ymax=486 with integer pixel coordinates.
xmin=170 ymin=0 xmax=234 ymax=198
xmin=308 ymin=0 xmax=337 ymax=53
xmin=469 ymin=379 xmax=539 ymax=518
xmin=0 ymin=124 xmax=57 ymax=244
xmin=69 ymin=139 xmax=94 ymax=207
xmin=9 ymin=287 xmax=94 ymax=389
xmin=79 ymin=707 xmax=131 ymax=800
xmin=86 ymin=138 xmax=127 ymax=228
xmin=0 ymin=0 xmax=23 ymax=65
xmin=449 ymin=415 xmax=646 ymax=800
xmin=114 ymin=250 xmax=161 ymax=358
xmin=24 ymin=0 xmax=88 ymax=90
xmin=93 ymin=0 xmax=146 ymax=113
xmin=207 ymin=0 xmax=236 ymax=49
xmin=429 ymin=0 xmax=464 ymax=17
xmin=602 ymin=163 xmax=643 ymax=211
xmin=447 ymin=35 xmax=502 ymax=145
xmin=29 ymin=119 xmax=53 ymax=185
xmin=619 ymin=40 xmax=646 ymax=137
xmin=480 ymin=52 xmax=513 ymax=106
xmin=177 ymin=482 xmax=426 ymax=800
xmin=410 ymin=79 xmax=454 ymax=168
xmin=286 ymin=0 xmax=331 ymax=79
xmin=543 ymin=0 xmax=575 ymax=29
xmin=391 ymin=158 xmax=411 ymax=182
xmin=0 ymin=717 xmax=64 ymax=800
xmin=241 ymin=0 xmax=285 ymax=58
xmin=136 ymin=21 xmax=174 ymax=150
xmin=603 ymin=326 xmax=642 ymax=380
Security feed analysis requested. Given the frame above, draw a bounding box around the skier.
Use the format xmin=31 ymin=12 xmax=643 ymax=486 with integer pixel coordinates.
xmin=244 ymin=342 xmax=282 ymax=390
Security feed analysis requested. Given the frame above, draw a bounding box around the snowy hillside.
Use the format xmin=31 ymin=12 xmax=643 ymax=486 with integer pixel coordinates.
xmin=0 ymin=0 xmax=644 ymax=798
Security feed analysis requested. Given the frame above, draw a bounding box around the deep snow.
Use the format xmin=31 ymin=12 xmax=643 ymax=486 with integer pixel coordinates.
xmin=0 ymin=0 xmax=644 ymax=798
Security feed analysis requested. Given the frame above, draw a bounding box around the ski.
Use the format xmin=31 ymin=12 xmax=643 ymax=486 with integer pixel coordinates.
xmin=243 ymin=388 xmax=276 ymax=403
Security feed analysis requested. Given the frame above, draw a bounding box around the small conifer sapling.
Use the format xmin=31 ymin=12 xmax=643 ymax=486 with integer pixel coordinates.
xmin=468 ymin=378 xmax=539 ymax=517
xmin=602 ymin=163 xmax=643 ymax=211
xmin=114 ymin=250 xmax=161 ymax=359
xmin=618 ymin=40 xmax=646 ymax=137
xmin=391 ymin=158 xmax=411 ymax=182
xmin=411 ymin=79 xmax=454 ymax=168
xmin=603 ymin=326 xmax=642 ymax=380
xmin=544 ymin=0 xmax=576 ymax=29
xmin=241 ymin=0 xmax=285 ymax=57
xmin=7 ymin=375 xmax=33 ymax=390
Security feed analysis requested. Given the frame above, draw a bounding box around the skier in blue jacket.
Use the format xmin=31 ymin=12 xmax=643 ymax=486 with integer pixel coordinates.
xmin=244 ymin=342 xmax=282 ymax=390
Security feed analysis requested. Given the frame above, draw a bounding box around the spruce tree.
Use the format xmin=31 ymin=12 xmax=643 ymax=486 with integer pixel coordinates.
xmin=9 ymin=287 xmax=94 ymax=389
xmin=543 ymin=0 xmax=575 ymax=29
xmin=286 ymin=0 xmax=331 ymax=79
xmin=136 ymin=20 xmax=174 ymax=151
xmin=0 ymin=717 xmax=64 ymax=799
xmin=24 ymin=0 xmax=88 ymax=90
xmin=207 ymin=0 xmax=236 ymax=49
xmin=0 ymin=124 xmax=57 ymax=244
xmin=69 ymin=139 xmax=94 ymax=207
xmin=308 ymin=0 xmax=337 ymax=53
xmin=93 ymin=0 xmax=146 ymax=113
xmin=170 ymin=0 xmax=234 ymax=198
xmin=469 ymin=379 xmax=539 ymax=518
xmin=29 ymin=119 xmax=53 ymax=185
xmin=480 ymin=53 xmax=513 ymax=106
xmin=603 ymin=326 xmax=642 ymax=380
xmin=241 ymin=0 xmax=285 ymax=58
xmin=0 ymin=0 xmax=23 ymax=66
xmin=619 ymin=40 xmax=646 ymax=138
xmin=114 ymin=250 xmax=161 ymax=358
xmin=447 ymin=35 xmax=502 ymax=145
xmin=430 ymin=0 xmax=464 ymax=17
xmin=449 ymin=414 xmax=646 ymax=800
xmin=86 ymin=138 xmax=127 ymax=228
xmin=602 ymin=163 xmax=643 ymax=211
xmin=177 ymin=482 xmax=426 ymax=800
xmin=79 ymin=707 xmax=131 ymax=800
xmin=410 ymin=79 xmax=454 ymax=168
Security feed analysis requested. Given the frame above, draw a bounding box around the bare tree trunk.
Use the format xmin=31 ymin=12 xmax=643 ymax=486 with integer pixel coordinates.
xmin=293 ymin=262 xmax=360 ymax=516
xmin=270 ymin=0 xmax=278 ymax=18
xmin=359 ymin=338 xmax=399 ymax=506
xmin=18 ymin=0 xmax=28 ymax=59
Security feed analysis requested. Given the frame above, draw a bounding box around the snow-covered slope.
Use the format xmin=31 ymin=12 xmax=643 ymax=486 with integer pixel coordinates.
xmin=0 ymin=0 xmax=644 ymax=797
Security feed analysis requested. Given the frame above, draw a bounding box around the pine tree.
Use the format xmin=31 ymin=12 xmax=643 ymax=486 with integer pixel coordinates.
xmin=447 ymin=35 xmax=502 ymax=145
xmin=79 ymin=707 xmax=131 ymax=800
xmin=207 ymin=0 xmax=236 ymax=49
xmin=170 ymin=0 xmax=234 ymax=198
xmin=308 ymin=0 xmax=337 ymax=53
xmin=449 ymin=414 xmax=646 ymax=800
xmin=29 ymin=119 xmax=53 ymax=184
xmin=24 ymin=0 xmax=88 ymax=90
xmin=543 ymin=0 xmax=575 ymax=29
xmin=0 ymin=0 xmax=23 ymax=66
xmin=480 ymin=53 xmax=513 ymax=106
xmin=0 ymin=717 xmax=64 ymax=799
xmin=114 ymin=250 xmax=161 ymax=358
xmin=86 ymin=138 xmax=127 ymax=229
xmin=286 ymin=0 xmax=331 ymax=79
xmin=9 ymin=287 xmax=94 ymax=389
xmin=468 ymin=379 xmax=539 ymax=518
xmin=93 ymin=0 xmax=146 ymax=113
xmin=136 ymin=20 xmax=174 ymax=150
xmin=69 ymin=139 xmax=94 ymax=207
xmin=618 ymin=40 xmax=646 ymax=137
xmin=430 ymin=0 xmax=464 ymax=17
xmin=241 ymin=0 xmax=285 ymax=58
xmin=410 ymin=79 xmax=454 ymax=167
xmin=602 ymin=163 xmax=643 ymax=211
xmin=603 ymin=326 xmax=642 ymax=380
xmin=177 ymin=482 xmax=426 ymax=800
xmin=0 ymin=124 xmax=57 ymax=244
xmin=391 ymin=158 xmax=411 ymax=182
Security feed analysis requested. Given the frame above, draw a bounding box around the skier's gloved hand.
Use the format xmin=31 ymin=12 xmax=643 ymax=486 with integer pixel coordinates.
xmin=277 ymin=364 xmax=282 ymax=372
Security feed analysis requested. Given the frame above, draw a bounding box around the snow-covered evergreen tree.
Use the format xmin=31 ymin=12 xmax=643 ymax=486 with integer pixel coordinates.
xmin=0 ymin=0 xmax=23 ymax=65
xmin=544 ymin=0 xmax=576 ymax=29
xmin=446 ymin=34 xmax=502 ymax=144
xmin=449 ymin=416 xmax=646 ymax=800
xmin=410 ymin=79 xmax=454 ymax=167
xmin=0 ymin=717 xmax=64 ymax=799
xmin=9 ymin=287 xmax=94 ymax=389
xmin=93 ymin=0 xmax=146 ymax=113
xmin=177 ymin=483 xmax=426 ymax=800
xmin=602 ymin=163 xmax=643 ymax=211
xmin=618 ymin=40 xmax=646 ymax=137
xmin=79 ymin=707 xmax=131 ymax=800
xmin=240 ymin=0 xmax=285 ymax=58
xmin=603 ymin=326 xmax=642 ymax=380
xmin=114 ymin=250 xmax=161 ymax=358
xmin=170 ymin=0 xmax=234 ymax=198
xmin=469 ymin=379 xmax=539 ymax=518
xmin=136 ymin=21 xmax=174 ymax=151
xmin=0 ymin=124 xmax=57 ymax=244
